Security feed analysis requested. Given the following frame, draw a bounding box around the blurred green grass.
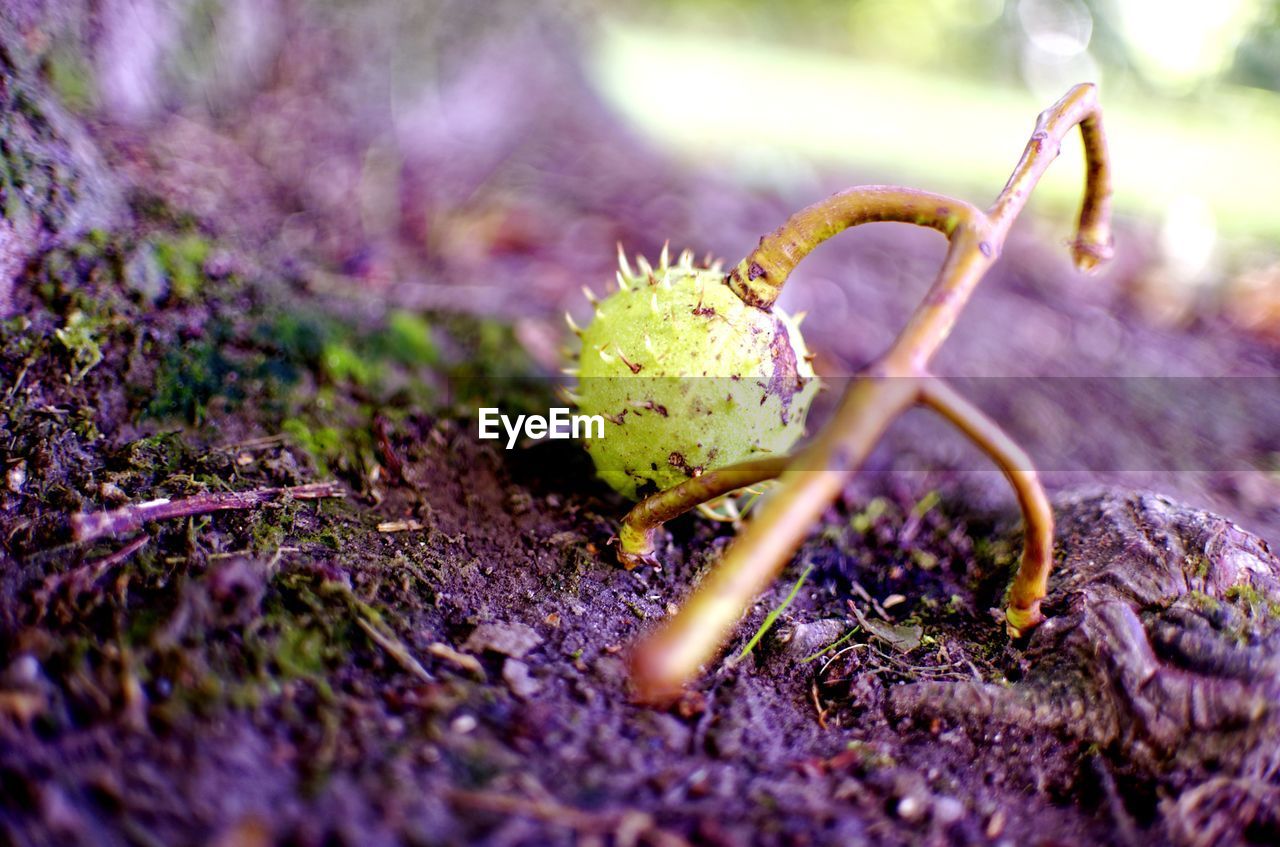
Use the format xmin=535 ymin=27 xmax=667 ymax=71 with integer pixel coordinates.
xmin=591 ymin=22 xmax=1280 ymax=241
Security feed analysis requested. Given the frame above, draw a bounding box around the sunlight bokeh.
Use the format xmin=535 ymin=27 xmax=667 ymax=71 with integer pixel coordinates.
xmin=589 ymin=0 xmax=1280 ymax=249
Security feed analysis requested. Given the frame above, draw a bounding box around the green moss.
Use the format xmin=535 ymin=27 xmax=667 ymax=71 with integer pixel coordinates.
xmin=252 ymin=307 xmax=441 ymax=404
xmin=114 ymin=431 xmax=194 ymax=477
xmin=153 ymin=233 xmax=211 ymax=301
xmin=282 ymin=418 xmax=343 ymax=475
xmin=382 ymin=310 xmax=439 ymax=365
xmin=42 ymin=44 xmax=96 ymax=113
xmin=1225 ymin=583 xmax=1262 ymax=605
xmin=842 ymin=740 xmax=897 ymax=771
xmin=259 ymin=312 xmax=331 ymax=370
xmin=257 ymin=571 xmax=360 ymax=684
xmin=148 ymin=338 xmax=240 ymax=423
xmin=298 ymin=521 xmax=347 ymax=552
xmin=143 ymin=302 xmax=437 ymax=425
xmin=321 ymin=342 xmax=376 ymax=386
xmin=1186 ymin=590 xmax=1221 ymax=613
xmin=909 ymin=490 xmax=941 ymax=520
xmin=248 ymin=501 xmax=298 ymax=551
xmin=281 ymin=414 xmax=377 ymax=481
xmin=1224 ymin=582 xmax=1280 ymax=618
xmin=275 ymin=627 xmax=330 ymax=678
xmin=910 ymin=549 xmax=939 ymax=571
xmin=850 ymin=496 xmax=889 ymax=533
xmin=0 ymin=209 xmax=461 ymax=736
xmin=0 ymin=65 xmax=89 ymax=239
xmin=53 ymin=309 xmax=105 ymax=382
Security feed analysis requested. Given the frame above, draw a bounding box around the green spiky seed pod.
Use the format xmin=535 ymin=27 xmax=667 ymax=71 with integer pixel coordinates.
xmin=569 ymin=247 xmax=819 ymax=500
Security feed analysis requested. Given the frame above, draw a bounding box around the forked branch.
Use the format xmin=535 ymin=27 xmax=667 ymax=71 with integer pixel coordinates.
xmin=624 ymin=83 xmax=1113 ymax=702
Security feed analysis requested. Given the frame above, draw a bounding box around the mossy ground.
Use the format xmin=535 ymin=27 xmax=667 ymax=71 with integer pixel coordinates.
xmin=2 ymin=8 xmax=1278 ymax=843
xmin=0 ymin=215 xmax=1137 ymax=845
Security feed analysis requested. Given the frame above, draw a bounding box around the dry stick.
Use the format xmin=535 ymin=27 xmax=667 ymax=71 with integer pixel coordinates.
xmin=71 ymin=481 xmax=344 ymax=545
xmin=35 ymin=534 xmax=151 ymax=609
xmin=86 ymin=533 xmax=152 ymax=572
xmin=350 ymin=603 xmax=434 ymax=683
xmin=625 ymin=83 xmax=1112 ymax=702
xmin=372 ymin=414 xmax=406 ymax=484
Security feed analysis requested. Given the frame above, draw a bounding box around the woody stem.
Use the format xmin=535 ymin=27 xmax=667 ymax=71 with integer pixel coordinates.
xmin=626 ymin=84 xmax=1113 ymax=701
xmin=631 ymin=376 xmax=920 ymax=701
xmin=617 ymin=456 xmax=790 ymax=570
xmin=987 ymin=82 xmax=1113 ymax=270
xmin=916 ymin=377 xmax=1052 ymax=636
xmin=726 ymin=187 xmax=981 ymax=310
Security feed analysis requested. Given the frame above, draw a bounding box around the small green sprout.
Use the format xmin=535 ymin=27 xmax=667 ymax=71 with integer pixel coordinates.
xmin=54 ymin=309 xmax=104 ymax=382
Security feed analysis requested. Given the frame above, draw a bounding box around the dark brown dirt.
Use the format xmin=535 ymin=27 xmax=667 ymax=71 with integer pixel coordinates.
xmin=2 ymin=4 xmax=1279 ymax=847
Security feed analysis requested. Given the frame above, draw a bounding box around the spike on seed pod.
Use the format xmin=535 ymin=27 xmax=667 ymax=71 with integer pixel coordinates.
xmin=568 ymin=248 xmax=819 ymax=499
xmin=555 ymin=386 xmax=583 ymax=406
xmin=617 ymin=243 xmax=634 ymax=278
xmin=564 ymin=312 xmax=583 ymax=335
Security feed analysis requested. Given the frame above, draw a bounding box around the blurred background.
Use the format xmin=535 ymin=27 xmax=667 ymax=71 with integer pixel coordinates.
xmin=10 ymin=0 xmax=1280 ymax=345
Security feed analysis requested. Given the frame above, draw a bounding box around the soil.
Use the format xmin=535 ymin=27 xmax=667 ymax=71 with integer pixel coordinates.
xmin=1 ymin=5 xmax=1279 ymax=847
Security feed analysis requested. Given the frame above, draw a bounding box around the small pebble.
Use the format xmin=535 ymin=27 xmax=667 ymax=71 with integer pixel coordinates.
xmin=896 ymin=795 xmax=925 ymax=823
xmin=934 ymin=796 xmax=964 ymax=825
xmin=7 ymin=461 xmax=26 ymax=493
xmin=986 ymin=809 xmax=1007 ymax=838
xmin=502 ymin=659 xmax=542 ymax=700
xmin=462 ymin=621 xmax=543 ymax=658
xmin=6 ymin=655 xmax=40 ymax=685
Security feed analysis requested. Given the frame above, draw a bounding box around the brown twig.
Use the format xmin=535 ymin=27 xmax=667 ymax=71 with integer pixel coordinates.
xmin=35 ymin=534 xmax=150 ymax=610
xmin=372 ymin=414 xmax=406 ymax=484
xmin=70 ymin=481 xmax=344 ymax=545
xmin=378 ymin=519 xmax=426 ymax=533
xmin=625 ymin=83 xmax=1112 ymax=701
xmin=86 ymin=533 xmax=152 ymax=572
